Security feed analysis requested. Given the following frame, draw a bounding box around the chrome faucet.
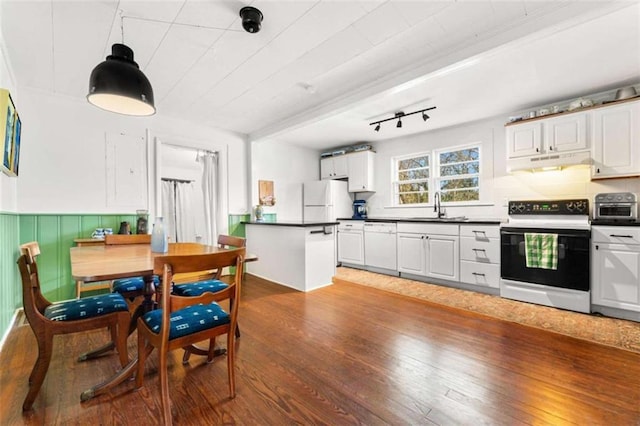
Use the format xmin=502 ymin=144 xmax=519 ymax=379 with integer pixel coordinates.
xmin=434 ymin=191 xmax=444 ymax=218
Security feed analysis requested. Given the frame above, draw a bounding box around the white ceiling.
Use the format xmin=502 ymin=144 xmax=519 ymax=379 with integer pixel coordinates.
xmin=1 ymin=0 xmax=639 ymax=151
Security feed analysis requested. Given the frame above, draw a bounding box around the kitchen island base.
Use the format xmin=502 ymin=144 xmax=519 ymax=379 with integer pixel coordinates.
xmin=245 ymin=222 xmax=337 ymax=292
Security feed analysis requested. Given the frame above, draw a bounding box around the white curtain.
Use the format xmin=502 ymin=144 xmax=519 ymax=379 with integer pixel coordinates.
xmin=199 ymin=152 xmax=219 ymax=246
xmin=161 ymin=180 xmax=176 ymax=242
xmin=161 ymin=179 xmax=197 ymax=243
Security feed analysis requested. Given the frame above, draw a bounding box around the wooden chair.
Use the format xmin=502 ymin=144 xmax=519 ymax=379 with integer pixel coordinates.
xmin=135 ymin=248 xmax=245 ymax=425
xmin=172 ymin=235 xmax=246 ymax=284
xmin=17 ymin=241 xmax=130 ymax=411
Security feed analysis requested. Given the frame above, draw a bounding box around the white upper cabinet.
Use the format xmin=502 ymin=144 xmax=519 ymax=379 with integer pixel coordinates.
xmin=347 ymin=151 xmax=375 ymax=192
xmin=320 ymin=155 xmax=348 ymax=180
xmin=544 ymin=113 xmax=588 ymax=153
xmin=506 ymin=112 xmax=588 ymax=159
xmin=506 ymin=121 xmax=543 ymax=158
xmin=591 ymin=99 xmax=640 ymax=179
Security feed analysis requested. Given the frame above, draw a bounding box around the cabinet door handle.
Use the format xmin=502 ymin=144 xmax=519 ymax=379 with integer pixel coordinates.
xmin=549 ymin=146 xmax=553 ymax=151
xmin=609 ymin=234 xmax=634 ymax=238
xmin=472 ymin=248 xmax=486 ymax=253
xmin=472 ymin=272 xmax=486 ymax=277
xmin=536 ymin=148 xmax=539 ymax=152
xmin=596 ymin=168 xmax=600 ymax=174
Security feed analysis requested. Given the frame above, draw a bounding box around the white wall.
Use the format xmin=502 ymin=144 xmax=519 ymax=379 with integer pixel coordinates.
xmin=365 ymin=110 xmax=640 ymax=221
xmin=14 ymin=87 xmax=248 ymax=218
xmin=0 ymin=28 xmax=17 ymax=212
xmin=250 ymin=140 xmax=320 ymax=221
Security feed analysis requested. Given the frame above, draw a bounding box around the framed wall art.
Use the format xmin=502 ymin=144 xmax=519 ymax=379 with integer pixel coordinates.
xmin=1 ymin=88 xmax=21 ymax=177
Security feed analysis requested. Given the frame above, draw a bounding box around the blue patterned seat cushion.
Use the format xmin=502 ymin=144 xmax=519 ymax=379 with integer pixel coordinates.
xmin=44 ymin=293 xmax=128 ymax=321
xmin=172 ymin=279 xmax=228 ymax=297
xmin=112 ymin=275 xmax=159 ymax=294
xmin=142 ymin=303 xmax=230 ymax=340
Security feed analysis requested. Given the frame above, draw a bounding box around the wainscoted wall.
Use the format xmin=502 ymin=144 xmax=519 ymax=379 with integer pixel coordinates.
xmin=0 ymin=213 xmax=273 ymax=344
xmin=18 ymin=214 xmax=138 ymax=302
xmin=228 ymin=213 xmax=276 ymax=238
xmin=0 ymin=214 xmax=20 ymax=342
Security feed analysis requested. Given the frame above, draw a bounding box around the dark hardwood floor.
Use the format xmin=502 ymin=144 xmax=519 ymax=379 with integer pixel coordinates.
xmin=1 ymin=275 xmax=639 ymax=425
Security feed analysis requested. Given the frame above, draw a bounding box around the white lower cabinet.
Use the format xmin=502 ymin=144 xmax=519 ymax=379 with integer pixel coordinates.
xmin=592 ymin=226 xmax=640 ymax=313
xmin=397 ymin=233 xmax=425 ymax=274
xmin=338 ymin=222 xmax=365 ymax=266
xmin=397 ymin=223 xmax=458 ymax=281
xmin=459 ymin=225 xmax=501 ymax=288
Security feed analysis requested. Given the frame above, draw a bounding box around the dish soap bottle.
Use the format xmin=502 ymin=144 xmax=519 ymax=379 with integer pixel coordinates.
xmin=151 ymin=217 xmax=168 ymax=253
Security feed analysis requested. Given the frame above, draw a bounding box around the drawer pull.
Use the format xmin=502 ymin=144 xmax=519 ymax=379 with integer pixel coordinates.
xmin=609 ymin=234 xmax=634 ymax=238
xmin=472 ymin=230 xmax=486 ymax=235
xmin=471 ymin=272 xmax=486 ymax=277
xmin=472 ymin=248 xmax=487 ymax=253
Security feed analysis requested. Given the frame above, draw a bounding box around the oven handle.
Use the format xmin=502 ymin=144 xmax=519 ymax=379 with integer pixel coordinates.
xmin=500 ymin=229 xmax=589 ymax=238
xmin=518 ymin=241 xmax=566 ymax=259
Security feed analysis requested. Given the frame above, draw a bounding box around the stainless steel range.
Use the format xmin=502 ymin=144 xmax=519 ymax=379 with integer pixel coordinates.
xmin=500 ymin=199 xmax=591 ymax=313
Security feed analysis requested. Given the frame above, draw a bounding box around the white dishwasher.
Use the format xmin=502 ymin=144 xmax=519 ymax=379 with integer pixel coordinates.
xmin=364 ymin=222 xmax=398 ymax=274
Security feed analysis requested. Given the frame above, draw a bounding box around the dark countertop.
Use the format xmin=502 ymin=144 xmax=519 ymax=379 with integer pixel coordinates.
xmin=337 ymin=217 xmax=504 ymax=225
xmin=243 ymin=221 xmax=339 ymax=227
xmin=591 ymin=219 xmax=640 ymax=227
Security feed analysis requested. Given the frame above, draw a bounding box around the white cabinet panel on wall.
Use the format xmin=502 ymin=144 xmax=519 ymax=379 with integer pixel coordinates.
xmin=320 ymin=155 xmax=348 ymax=180
xmin=105 ymin=133 xmax=147 ymax=209
xmin=591 ymin=99 xmax=640 ymax=179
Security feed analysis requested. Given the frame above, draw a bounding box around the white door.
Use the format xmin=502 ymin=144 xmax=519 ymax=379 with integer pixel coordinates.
xmin=304 ymin=181 xmax=330 ymax=206
xmin=592 ymin=243 xmax=640 ymax=311
xmin=338 ymin=231 xmax=364 ymax=265
xmin=426 ymin=235 xmax=459 ymax=281
xmin=397 ymin=233 xmax=426 ymax=275
xmin=304 ymin=206 xmax=330 ymax=222
xmin=545 ymin=113 xmax=588 ymax=153
xmin=506 ymin=121 xmax=543 ymax=158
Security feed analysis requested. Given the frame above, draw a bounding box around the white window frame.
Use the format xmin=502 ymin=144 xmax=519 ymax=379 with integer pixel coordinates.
xmin=434 ymin=143 xmax=482 ymax=203
xmin=391 ymin=151 xmax=430 ymax=206
xmin=391 ymin=143 xmax=483 ymax=207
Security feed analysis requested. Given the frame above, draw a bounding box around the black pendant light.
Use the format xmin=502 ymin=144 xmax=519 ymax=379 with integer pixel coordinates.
xmin=87 ymin=43 xmax=155 ymax=116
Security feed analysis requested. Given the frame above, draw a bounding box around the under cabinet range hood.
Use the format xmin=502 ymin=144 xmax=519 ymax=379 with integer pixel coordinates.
xmin=507 ymin=150 xmax=591 ymax=172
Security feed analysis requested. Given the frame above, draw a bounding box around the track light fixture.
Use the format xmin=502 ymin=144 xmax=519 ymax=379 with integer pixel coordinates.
xmin=369 ymin=106 xmax=436 ymax=132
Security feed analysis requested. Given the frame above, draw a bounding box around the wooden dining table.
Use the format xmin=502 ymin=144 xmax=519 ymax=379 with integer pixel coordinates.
xmin=70 ymin=243 xmax=252 ymax=402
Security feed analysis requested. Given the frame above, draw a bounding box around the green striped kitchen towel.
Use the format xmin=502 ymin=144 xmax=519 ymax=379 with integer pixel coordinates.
xmin=524 ymin=233 xmax=558 ymax=270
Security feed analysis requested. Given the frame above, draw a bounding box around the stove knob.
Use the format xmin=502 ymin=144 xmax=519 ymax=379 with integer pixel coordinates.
xmin=509 ymin=204 xmax=517 ymax=214
xmin=566 ymin=202 xmax=574 ymax=211
xmin=517 ymin=204 xmax=525 ymax=212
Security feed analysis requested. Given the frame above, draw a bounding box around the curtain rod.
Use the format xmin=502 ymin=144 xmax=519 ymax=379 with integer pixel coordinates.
xmin=161 ymin=177 xmax=193 ymax=184
xmin=161 ymin=142 xmax=218 ymax=155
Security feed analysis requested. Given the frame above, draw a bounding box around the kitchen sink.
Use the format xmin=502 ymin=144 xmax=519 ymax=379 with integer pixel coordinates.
xmin=409 ymin=216 xmax=468 ymax=222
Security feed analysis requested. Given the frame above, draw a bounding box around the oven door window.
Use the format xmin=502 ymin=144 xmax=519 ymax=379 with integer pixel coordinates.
xmin=500 ymin=227 xmax=590 ymax=291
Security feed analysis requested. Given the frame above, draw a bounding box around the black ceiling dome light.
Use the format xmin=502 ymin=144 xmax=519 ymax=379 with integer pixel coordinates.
xmin=87 ymin=43 xmax=155 ymax=116
xmin=240 ymin=6 xmax=263 ymax=33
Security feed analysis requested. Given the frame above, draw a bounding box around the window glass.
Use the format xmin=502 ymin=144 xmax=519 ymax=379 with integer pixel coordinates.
xmin=392 ymin=145 xmax=481 ymax=206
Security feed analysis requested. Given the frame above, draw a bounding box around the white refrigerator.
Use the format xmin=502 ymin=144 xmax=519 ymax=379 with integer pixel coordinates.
xmin=303 ymin=180 xmax=352 ymax=222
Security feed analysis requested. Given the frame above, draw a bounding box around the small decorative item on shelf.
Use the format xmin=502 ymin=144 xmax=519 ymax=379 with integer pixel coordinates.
xmin=255 ymin=204 xmax=264 ymax=222
xmin=136 ymin=209 xmax=148 ymax=234
xmin=151 ymin=217 xmax=168 ymax=253
xmin=118 ymin=221 xmax=131 ymax=234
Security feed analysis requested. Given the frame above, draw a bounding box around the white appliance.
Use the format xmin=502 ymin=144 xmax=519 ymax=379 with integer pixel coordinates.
xmin=364 ymin=222 xmax=398 ymax=274
xmin=337 ymin=221 xmax=365 ymax=266
xmin=303 ymin=180 xmax=352 ymax=222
